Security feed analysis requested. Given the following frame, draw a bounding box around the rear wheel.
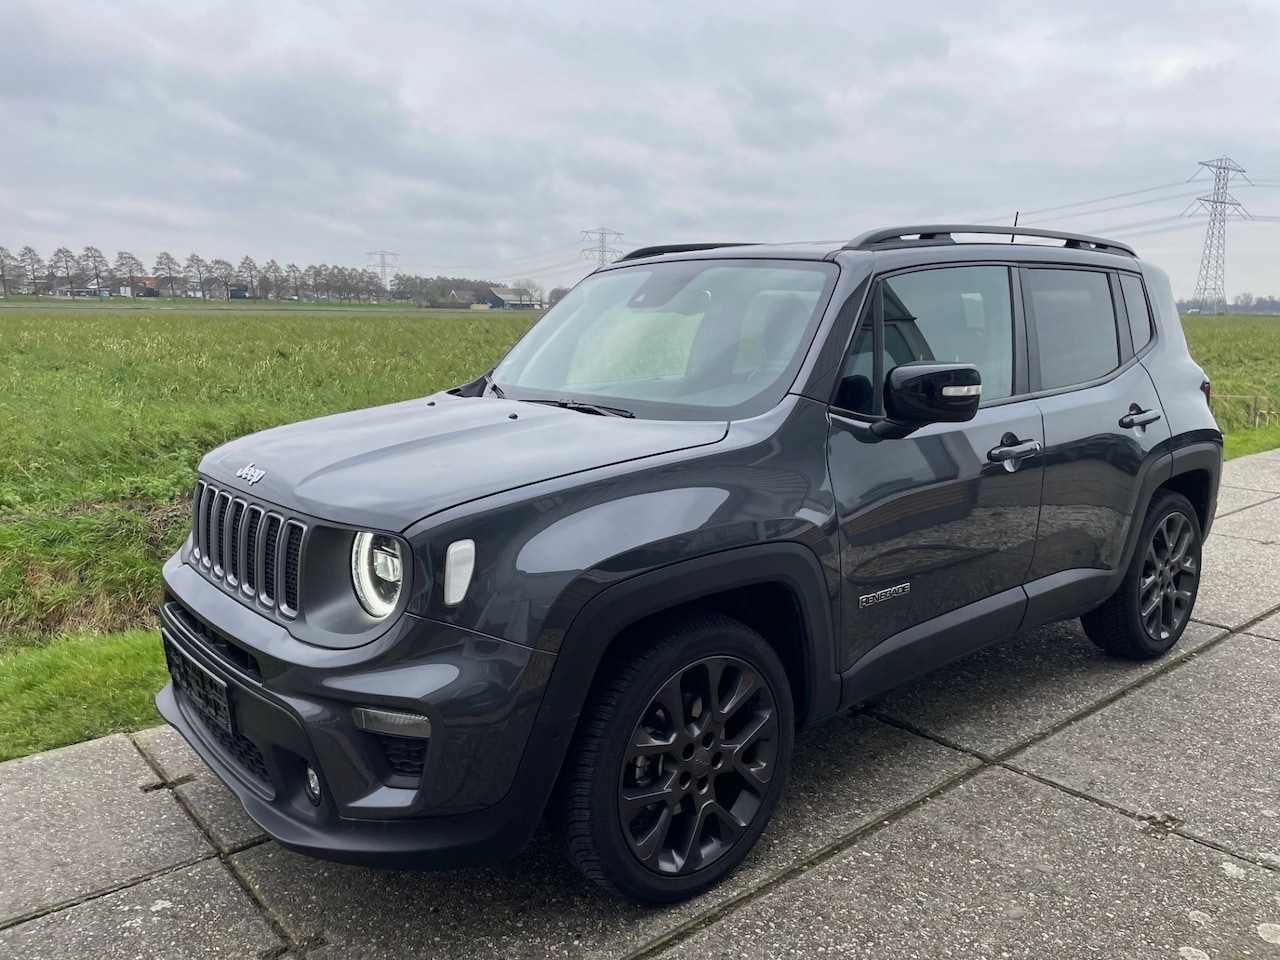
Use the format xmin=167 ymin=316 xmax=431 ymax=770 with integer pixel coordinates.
xmin=1082 ymin=491 xmax=1202 ymax=660
xmin=552 ymin=612 xmax=794 ymax=903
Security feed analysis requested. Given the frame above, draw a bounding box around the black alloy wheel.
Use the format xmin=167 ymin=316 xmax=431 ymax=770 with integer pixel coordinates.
xmin=1082 ymin=490 xmax=1203 ymax=660
xmin=619 ymin=656 xmax=779 ymax=876
xmin=1138 ymin=510 xmax=1198 ymax=643
xmin=552 ymin=612 xmax=794 ymax=903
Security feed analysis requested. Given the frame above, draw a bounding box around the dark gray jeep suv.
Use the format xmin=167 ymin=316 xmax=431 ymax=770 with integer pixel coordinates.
xmin=157 ymin=225 xmax=1221 ymax=902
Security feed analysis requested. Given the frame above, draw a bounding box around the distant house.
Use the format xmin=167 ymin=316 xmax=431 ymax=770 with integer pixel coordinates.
xmin=487 ymin=285 xmax=541 ymax=309
xmin=154 ymin=275 xmax=188 ymax=297
xmin=447 ymin=289 xmax=478 ymax=305
xmin=118 ymin=276 xmax=159 ymax=297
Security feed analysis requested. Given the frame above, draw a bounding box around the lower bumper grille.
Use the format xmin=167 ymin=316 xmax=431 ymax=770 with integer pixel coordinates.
xmin=378 ymin=736 xmax=428 ymax=779
xmin=194 ymin=708 xmax=272 ymax=785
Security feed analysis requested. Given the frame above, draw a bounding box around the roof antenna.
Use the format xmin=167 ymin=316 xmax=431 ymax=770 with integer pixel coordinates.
xmin=1011 ymin=211 xmax=1019 ymax=242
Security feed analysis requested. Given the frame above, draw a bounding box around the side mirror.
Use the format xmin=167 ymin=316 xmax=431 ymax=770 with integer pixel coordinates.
xmin=872 ymin=362 xmax=981 ymax=438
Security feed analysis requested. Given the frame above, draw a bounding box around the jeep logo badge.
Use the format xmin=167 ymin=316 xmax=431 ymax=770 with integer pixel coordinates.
xmin=235 ymin=463 xmax=266 ymax=485
xmin=859 ymin=582 xmax=910 ymax=608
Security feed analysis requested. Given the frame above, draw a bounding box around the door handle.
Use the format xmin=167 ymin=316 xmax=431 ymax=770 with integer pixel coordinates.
xmin=988 ymin=437 xmax=1043 ymax=463
xmin=1119 ymin=405 xmax=1162 ymax=429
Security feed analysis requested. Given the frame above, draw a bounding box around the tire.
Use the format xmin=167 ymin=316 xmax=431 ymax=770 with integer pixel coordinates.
xmin=551 ymin=611 xmax=795 ymax=903
xmin=1082 ymin=491 xmax=1202 ymax=660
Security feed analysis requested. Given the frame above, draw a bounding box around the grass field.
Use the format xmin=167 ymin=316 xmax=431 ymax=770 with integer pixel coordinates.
xmin=1 ymin=306 xmax=1277 ymax=760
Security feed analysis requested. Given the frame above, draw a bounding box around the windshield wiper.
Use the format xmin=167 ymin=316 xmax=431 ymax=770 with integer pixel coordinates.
xmin=524 ymin=398 xmax=635 ymax=418
xmin=483 ymin=373 xmax=506 ymax=399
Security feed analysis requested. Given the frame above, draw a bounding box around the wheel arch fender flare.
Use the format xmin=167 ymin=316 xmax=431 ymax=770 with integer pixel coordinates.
xmin=535 ymin=542 xmax=840 ymax=730
xmin=1105 ymin=439 xmax=1221 ymax=595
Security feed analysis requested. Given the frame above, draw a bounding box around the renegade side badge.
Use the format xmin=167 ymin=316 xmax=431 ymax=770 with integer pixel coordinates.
xmin=859 ymin=582 xmax=910 ymax=608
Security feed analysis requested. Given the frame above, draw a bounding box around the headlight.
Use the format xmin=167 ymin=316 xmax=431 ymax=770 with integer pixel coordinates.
xmin=351 ymin=532 xmax=403 ymax=618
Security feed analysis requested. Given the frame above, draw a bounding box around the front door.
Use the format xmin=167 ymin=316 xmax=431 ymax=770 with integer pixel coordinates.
xmin=827 ymin=264 xmax=1043 ymax=671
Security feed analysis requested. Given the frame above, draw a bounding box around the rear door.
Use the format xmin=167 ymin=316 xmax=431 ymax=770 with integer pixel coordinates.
xmin=827 ymin=263 xmax=1044 ymax=671
xmin=1022 ymin=265 xmax=1172 ymax=607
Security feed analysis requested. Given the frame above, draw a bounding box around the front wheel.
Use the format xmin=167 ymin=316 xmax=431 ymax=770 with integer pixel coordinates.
xmin=552 ymin=612 xmax=794 ymax=903
xmin=1082 ymin=490 xmax=1202 ymax=660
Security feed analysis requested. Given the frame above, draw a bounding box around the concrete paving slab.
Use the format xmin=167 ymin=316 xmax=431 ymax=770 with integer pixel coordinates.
xmin=175 ymin=777 xmax=266 ymax=854
xmin=1212 ymin=497 xmax=1280 ymax=544
xmin=0 ymin=859 xmax=281 ymax=959
xmin=132 ymin=725 xmax=205 ymax=784
xmin=1215 ymin=484 xmax=1278 ymax=518
xmin=230 ymin=715 xmax=975 ymax=960
xmin=1250 ymin=611 xmax=1280 ymax=641
xmin=1195 ymin=533 xmax=1280 ymax=628
xmin=1017 ymin=635 xmax=1280 ymax=869
xmin=659 ymin=768 xmax=1280 ymax=960
xmin=131 ymin=725 xmax=267 ymax=852
xmin=1221 ymin=457 xmax=1280 ymax=494
xmin=0 ymin=735 xmax=212 ymax=926
xmin=869 ymin=619 xmax=1223 ymax=758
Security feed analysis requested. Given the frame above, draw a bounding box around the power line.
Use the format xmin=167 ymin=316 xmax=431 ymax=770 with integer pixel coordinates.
xmin=1018 ymin=180 xmax=1192 ymax=217
xmin=1187 ymin=157 xmax=1252 ymax=314
xmin=581 ymin=227 xmax=624 ymax=267
xmin=1020 ymin=189 xmax=1204 ymax=226
xmin=1095 ymin=214 xmax=1188 ymax=234
xmin=960 ymin=178 xmax=1194 ymax=225
xmin=402 ymin=242 xmax=584 ymax=273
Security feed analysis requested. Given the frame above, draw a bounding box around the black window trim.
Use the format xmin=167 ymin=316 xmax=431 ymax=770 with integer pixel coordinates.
xmin=1020 ymin=264 xmax=1147 ymax=398
xmin=1116 ymin=269 xmax=1159 ymax=361
xmin=828 ymin=260 xmax=1030 ymax=420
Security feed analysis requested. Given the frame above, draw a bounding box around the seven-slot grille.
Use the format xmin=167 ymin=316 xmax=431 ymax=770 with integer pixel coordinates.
xmin=191 ymin=479 xmax=305 ymax=617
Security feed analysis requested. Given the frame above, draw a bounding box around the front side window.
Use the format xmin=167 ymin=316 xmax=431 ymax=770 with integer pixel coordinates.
xmin=1028 ymin=269 xmax=1121 ymax=389
xmin=835 ymin=265 xmax=1015 ymax=415
xmin=492 ymin=260 xmax=838 ymax=420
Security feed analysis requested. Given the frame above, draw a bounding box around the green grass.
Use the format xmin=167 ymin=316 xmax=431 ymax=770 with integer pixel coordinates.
xmin=0 ymin=308 xmax=532 ymax=651
xmin=0 ymin=306 xmax=1277 ymax=761
xmin=0 ymin=631 xmax=166 ymax=761
xmin=1181 ymin=314 xmax=1280 ymax=450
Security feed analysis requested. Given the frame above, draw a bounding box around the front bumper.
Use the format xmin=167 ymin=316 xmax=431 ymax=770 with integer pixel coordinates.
xmin=156 ymin=553 xmax=572 ymax=868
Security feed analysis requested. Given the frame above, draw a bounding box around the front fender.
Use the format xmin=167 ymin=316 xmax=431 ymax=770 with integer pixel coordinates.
xmin=531 ymin=541 xmax=841 ymax=728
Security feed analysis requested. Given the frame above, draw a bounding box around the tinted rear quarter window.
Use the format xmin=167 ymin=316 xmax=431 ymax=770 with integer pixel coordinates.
xmin=1118 ymin=273 xmax=1153 ymax=352
xmin=1027 ymin=269 xmax=1120 ymax=389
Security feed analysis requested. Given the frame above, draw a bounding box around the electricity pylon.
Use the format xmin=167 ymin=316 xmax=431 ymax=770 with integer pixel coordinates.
xmin=580 ymin=228 xmax=624 ymax=267
xmin=1187 ymin=158 xmax=1252 ymax=314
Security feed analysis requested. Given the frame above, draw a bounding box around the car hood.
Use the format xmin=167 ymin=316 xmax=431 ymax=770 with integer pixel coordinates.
xmin=199 ymin=393 xmax=729 ymax=530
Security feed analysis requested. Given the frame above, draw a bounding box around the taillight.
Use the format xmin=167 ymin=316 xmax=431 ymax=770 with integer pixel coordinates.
xmin=1200 ymin=380 xmax=1211 ymax=406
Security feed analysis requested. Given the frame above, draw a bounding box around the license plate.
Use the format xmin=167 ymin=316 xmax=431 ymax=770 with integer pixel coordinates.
xmin=163 ymin=633 xmax=234 ymax=736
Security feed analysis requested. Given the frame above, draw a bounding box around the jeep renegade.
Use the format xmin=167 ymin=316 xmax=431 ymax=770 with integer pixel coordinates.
xmin=157 ymin=225 xmax=1221 ymax=902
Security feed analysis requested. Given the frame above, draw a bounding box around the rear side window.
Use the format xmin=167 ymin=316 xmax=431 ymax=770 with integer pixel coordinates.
xmin=1027 ymin=269 xmax=1120 ymax=389
xmin=1118 ymin=274 xmax=1153 ymax=352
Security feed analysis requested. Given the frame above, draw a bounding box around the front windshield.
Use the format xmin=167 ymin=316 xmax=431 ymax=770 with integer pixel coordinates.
xmin=491 ymin=259 xmax=839 ymax=420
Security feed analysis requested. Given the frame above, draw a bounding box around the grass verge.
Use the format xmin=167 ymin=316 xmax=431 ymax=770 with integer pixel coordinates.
xmin=0 ymin=630 xmax=166 ymax=762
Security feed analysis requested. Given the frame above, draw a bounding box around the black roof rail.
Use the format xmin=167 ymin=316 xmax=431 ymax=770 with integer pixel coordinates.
xmin=617 ymin=242 xmax=758 ymax=262
xmin=844 ymin=225 xmax=1136 ymax=257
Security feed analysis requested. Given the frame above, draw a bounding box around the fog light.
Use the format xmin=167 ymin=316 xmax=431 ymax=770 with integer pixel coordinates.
xmin=304 ymin=765 xmax=322 ymax=805
xmin=352 ymin=706 xmax=433 ymax=739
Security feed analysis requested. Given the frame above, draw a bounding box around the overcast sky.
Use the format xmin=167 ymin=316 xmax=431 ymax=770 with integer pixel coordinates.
xmin=2 ymin=0 xmax=1278 ymax=298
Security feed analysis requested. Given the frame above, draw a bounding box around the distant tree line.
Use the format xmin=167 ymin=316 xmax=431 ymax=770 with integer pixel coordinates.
xmin=1176 ymin=293 xmax=1280 ymax=316
xmin=0 ymin=243 xmax=562 ymax=308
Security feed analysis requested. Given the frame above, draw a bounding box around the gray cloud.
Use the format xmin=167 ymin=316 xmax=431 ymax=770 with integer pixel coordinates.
xmin=1 ymin=0 xmax=1277 ymax=295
